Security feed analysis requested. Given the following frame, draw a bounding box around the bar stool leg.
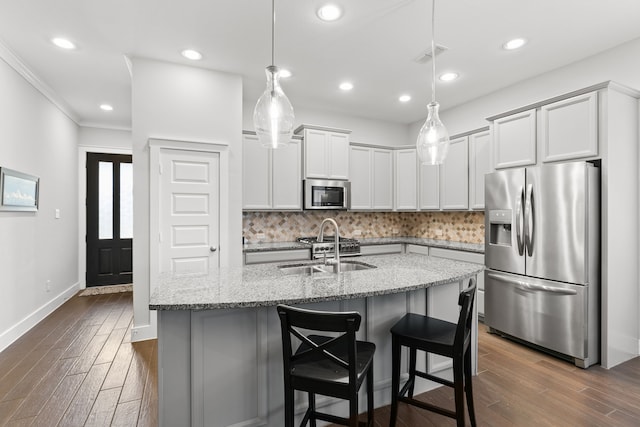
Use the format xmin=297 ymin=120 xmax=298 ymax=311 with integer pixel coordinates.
xmin=349 ymin=393 xmax=359 ymax=427
xmin=284 ymin=386 xmax=294 ymax=427
xmin=390 ymin=335 xmax=401 ymax=427
xmin=464 ymin=346 xmax=477 ymax=427
xmin=408 ymin=347 xmax=417 ymax=398
xmin=453 ymin=355 xmax=465 ymax=427
xmin=367 ymin=367 xmax=374 ymax=426
xmin=308 ymin=392 xmax=316 ymax=427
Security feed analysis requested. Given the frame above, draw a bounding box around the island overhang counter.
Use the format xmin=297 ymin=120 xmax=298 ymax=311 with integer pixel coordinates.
xmin=151 ymin=253 xmax=483 ymax=427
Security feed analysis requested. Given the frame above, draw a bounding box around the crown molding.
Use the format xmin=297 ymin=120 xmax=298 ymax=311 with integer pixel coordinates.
xmin=0 ymin=38 xmax=80 ymax=125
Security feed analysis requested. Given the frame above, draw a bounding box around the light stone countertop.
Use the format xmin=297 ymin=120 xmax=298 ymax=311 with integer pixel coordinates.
xmin=149 ymin=253 xmax=484 ymax=310
xmin=241 ymin=237 xmax=484 ymax=254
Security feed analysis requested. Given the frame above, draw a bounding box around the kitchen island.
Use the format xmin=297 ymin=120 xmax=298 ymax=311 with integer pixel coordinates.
xmin=150 ymin=253 xmax=483 ymax=427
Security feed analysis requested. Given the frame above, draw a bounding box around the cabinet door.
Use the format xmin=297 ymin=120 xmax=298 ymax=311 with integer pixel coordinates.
xmin=440 ymin=136 xmax=469 ymax=210
xmin=272 ymin=140 xmax=302 ymax=210
xmin=328 ymin=132 xmax=350 ymax=180
xmin=242 ymin=134 xmax=271 ymax=209
xmin=394 ymin=149 xmax=417 ymax=210
xmin=493 ymin=109 xmax=536 ymax=169
xmin=541 ymin=92 xmax=598 ymax=162
xmin=469 ymin=130 xmax=492 ymax=210
xmin=419 ymin=163 xmax=439 ymax=210
xmin=372 ymin=149 xmax=393 ymax=210
xmin=349 ymin=146 xmax=373 ymax=210
xmin=304 ymin=130 xmax=328 ymax=178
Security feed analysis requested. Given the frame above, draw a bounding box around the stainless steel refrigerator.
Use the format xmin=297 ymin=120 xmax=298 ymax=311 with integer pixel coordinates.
xmin=484 ymin=161 xmax=600 ymax=368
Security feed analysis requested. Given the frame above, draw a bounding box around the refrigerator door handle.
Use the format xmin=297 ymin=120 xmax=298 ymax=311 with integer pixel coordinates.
xmin=524 ymin=183 xmax=534 ymax=256
xmin=515 ymin=186 xmax=525 ymax=255
xmin=488 ymin=272 xmax=578 ymax=295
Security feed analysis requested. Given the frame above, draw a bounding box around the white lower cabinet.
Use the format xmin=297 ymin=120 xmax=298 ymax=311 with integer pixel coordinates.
xmin=428 ymin=247 xmax=485 ymax=318
xmin=244 ymin=249 xmax=311 ymax=265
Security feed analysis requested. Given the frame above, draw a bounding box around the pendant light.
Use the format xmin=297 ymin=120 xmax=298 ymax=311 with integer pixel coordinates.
xmin=416 ymin=0 xmax=450 ymax=165
xmin=253 ymin=0 xmax=295 ymax=149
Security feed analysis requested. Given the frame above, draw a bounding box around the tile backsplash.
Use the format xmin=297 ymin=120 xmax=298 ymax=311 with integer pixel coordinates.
xmin=243 ymin=211 xmax=485 ymax=244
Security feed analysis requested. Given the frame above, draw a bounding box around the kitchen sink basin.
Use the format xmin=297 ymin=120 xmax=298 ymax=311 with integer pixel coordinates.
xmin=278 ymin=260 xmax=376 ymax=276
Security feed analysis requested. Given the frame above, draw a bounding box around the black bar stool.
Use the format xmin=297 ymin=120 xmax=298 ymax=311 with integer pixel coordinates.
xmin=389 ymin=279 xmax=477 ymax=427
xmin=277 ymin=304 xmax=376 ymax=427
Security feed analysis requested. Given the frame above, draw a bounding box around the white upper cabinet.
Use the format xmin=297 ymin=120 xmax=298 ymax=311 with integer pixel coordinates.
xmin=541 ymin=92 xmax=598 ymax=162
xmin=419 ymin=162 xmax=439 ymax=210
xmin=349 ymin=146 xmax=373 ymax=210
xmin=440 ymin=136 xmax=469 ymax=210
xmin=242 ymin=133 xmax=301 ymax=210
xmin=468 ymin=130 xmax=492 ymax=210
xmin=349 ymin=145 xmax=393 ymax=210
xmin=395 ymin=149 xmax=418 ymax=210
xmin=242 ymin=134 xmax=271 ymax=210
xmin=492 ymin=109 xmax=537 ymax=169
xmin=296 ymin=125 xmax=350 ymax=180
xmin=372 ymin=148 xmax=393 ymax=210
xmin=272 ymin=139 xmax=302 ymax=209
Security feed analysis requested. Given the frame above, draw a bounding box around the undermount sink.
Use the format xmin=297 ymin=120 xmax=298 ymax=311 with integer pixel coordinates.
xmin=278 ymin=260 xmax=376 ymax=276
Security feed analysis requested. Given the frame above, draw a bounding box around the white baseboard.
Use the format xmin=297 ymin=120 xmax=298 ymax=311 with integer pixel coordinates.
xmin=0 ymin=282 xmax=80 ymax=353
xmin=131 ymin=324 xmax=158 ymax=342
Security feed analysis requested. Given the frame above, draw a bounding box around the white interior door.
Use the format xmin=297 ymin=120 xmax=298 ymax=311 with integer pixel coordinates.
xmin=159 ymin=149 xmax=220 ymax=274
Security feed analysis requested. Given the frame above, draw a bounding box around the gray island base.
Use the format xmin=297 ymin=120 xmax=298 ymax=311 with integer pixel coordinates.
xmin=150 ymin=253 xmax=483 ymax=427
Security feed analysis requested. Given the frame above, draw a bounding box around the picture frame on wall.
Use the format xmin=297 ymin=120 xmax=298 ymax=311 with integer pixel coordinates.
xmin=0 ymin=167 xmax=39 ymax=212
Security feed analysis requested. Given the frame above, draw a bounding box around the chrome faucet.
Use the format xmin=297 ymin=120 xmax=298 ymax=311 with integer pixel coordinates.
xmin=317 ymin=218 xmax=340 ymax=272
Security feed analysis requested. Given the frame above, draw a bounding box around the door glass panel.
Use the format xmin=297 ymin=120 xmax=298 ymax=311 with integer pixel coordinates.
xmin=98 ymin=161 xmax=113 ymax=240
xmin=120 ymin=163 xmax=133 ymax=239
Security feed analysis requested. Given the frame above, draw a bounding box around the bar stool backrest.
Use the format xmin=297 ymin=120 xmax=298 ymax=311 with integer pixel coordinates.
xmin=455 ymin=278 xmax=477 ymax=354
xmin=277 ymin=305 xmax=361 ymax=384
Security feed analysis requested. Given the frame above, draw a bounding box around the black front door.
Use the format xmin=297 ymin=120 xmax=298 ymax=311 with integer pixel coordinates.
xmin=86 ymin=153 xmax=133 ymax=286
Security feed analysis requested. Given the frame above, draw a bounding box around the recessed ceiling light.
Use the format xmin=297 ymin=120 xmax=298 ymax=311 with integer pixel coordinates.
xmin=439 ymin=72 xmax=459 ymax=82
xmin=181 ymin=49 xmax=203 ymax=60
xmin=339 ymin=82 xmax=353 ymax=91
xmin=51 ymin=37 xmax=76 ymax=50
xmin=399 ymin=95 xmax=411 ymax=103
xmin=99 ymin=104 xmax=114 ymax=112
xmin=503 ymin=38 xmax=527 ymax=50
xmin=279 ymin=68 xmax=292 ymax=78
xmin=317 ymin=4 xmax=343 ymax=21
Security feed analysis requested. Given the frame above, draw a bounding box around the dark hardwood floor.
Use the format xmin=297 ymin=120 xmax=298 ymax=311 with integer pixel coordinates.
xmin=2 ymin=292 xmax=640 ymax=426
xmin=0 ymin=291 xmax=156 ymax=427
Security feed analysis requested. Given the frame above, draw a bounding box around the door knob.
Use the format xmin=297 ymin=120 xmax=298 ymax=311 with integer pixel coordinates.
xmin=210 ymin=246 xmax=217 ymax=252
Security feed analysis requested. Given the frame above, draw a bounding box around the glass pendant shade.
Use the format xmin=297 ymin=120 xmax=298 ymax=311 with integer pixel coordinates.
xmin=253 ymin=65 xmax=295 ymax=149
xmin=416 ymin=101 xmax=450 ymax=165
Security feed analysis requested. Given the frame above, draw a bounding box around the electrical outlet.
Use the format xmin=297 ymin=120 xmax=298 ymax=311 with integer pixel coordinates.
xmin=352 ymin=230 xmax=362 ymax=236
xmin=392 ymin=228 xmax=399 ymax=235
xmin=45 ymin=280 xmax=51 ymax=292
xmin=435 ymin=229 xmax=443 ymax=236
xmin=256 ymin=232 xmax=266 ymax=241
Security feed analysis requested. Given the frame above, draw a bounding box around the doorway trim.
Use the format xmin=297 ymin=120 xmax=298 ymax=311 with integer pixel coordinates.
xmin=145 ymin=138 xmax=230 ymax=338
xmin=78 ymin=146 xmax=132 ymax=289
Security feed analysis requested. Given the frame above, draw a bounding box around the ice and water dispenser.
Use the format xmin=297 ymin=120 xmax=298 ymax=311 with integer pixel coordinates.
xmin=488 ymin=210 xmax=512 ymax=246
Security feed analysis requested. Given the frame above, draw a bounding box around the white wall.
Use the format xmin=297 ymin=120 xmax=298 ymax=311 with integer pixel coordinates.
xmin=413 ymin=37 xmax=640 ymax=137
xmin=131 ymin=58 xmax=243 ymax=341
xmin=0 ymin=57 xmax=79 ymax=352
xmin=243 ymin=103 xmax=409 ymax=147
xmin=78 ymin=126 xmax=132 ymax=149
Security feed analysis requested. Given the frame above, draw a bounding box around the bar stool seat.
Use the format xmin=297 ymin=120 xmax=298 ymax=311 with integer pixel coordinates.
xmin=277 ymin=304 xmax=376 ymax=427
xmin=389 ymin=279 xmax=477 ymax=427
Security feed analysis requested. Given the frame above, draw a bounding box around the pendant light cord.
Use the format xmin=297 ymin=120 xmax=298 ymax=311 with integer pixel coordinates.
xmin=431 ymin=0 xmax=436 ymax=104
xmin=271 ymin=0 xmax=275 ymax=66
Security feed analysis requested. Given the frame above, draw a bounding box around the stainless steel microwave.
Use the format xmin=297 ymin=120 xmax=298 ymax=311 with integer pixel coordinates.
xmin=303 ymin=179 xmax=350 ymax=210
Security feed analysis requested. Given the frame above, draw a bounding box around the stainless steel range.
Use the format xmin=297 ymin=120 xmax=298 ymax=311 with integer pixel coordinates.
xmin=297 ymin=236 xmax=361 ymax=258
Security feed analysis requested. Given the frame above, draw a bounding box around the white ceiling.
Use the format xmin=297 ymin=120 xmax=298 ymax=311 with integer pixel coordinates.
xmin=1 ymin=0 xmax=640 ymax=130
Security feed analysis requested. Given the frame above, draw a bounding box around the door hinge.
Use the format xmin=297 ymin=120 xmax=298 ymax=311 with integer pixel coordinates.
xmin=159 ymin=232 xmax=162 ymax=243
xmin=159 ymin=163 xmax=163 ymax=175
